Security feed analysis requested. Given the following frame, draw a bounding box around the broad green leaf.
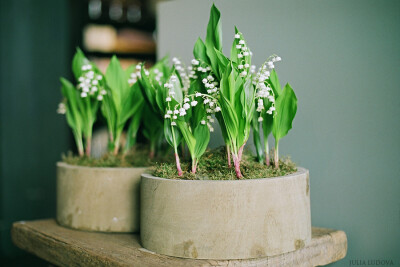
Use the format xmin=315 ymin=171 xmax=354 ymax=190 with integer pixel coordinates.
xmin=205 ymin=4 xmax=223 ymax=79
xmin=101 ymin=90 xmax=117 ymax=140
xmin=272 ymin=83 xmax=297 ymax=142
xmin=205 ymin=4 xmax=222 ymax=52
xmin=119 ymin=82 xmax=144 ymax=127
xmin=105 ymin=56 xmax=129 ymax=114
xmin=139 ymin=66 xmax=157 ymax=111
xmin=193 ymin=123 xmax=210 ymax=159
xmin=125 ymin=108 xmax=143 ymax=152
xmin=214 ymin=48 xmax=229 ymax=79
xmin=176 ymin=120 xmax=196 ymax=157
xmin=60 ymin=77 xmax=82 ymax=131
xmin=164 ymin=120 xmax=181 ymax=149
xmin=142 ymin=106 xmax=163 ymax=143
xmin=268 ymin=69 xmax=282 ymax=97
xmin=72 ymin=48 xmax=89 ymax=80
xmin=219 ymin=95 xmax=239 ymax=148
xmin=193 ymin=38 xmax=210 ymax=65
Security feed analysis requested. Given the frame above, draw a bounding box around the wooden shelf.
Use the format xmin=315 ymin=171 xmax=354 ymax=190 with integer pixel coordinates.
xmin=11 ymin=219 xmax=347 ymax=267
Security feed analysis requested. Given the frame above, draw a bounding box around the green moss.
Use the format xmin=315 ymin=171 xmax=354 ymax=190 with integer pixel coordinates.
xmin=151 ymin=146 xmax=297 ymax=180
xmin=62 ymin=145 xmax=173 ymax=168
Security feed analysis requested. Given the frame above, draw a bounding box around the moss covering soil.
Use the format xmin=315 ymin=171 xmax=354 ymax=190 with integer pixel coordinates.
xmin=151 ymin=147 xmax=297 ymax=180
xmin=62 ymin=145 xmax=172 ymax=168
xmin=62 ymin=146 xmax=297 ymax=180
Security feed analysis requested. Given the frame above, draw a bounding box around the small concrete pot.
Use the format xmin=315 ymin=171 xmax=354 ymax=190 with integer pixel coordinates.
xmin=140 ymin=168 xmax=311 ymax=259
xmin=56 ymin=162 xmax=147 ymax=233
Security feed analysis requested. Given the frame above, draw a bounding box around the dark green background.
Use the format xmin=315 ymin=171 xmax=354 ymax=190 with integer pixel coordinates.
xmin=0 ymin=0 xmax=75 ymax=265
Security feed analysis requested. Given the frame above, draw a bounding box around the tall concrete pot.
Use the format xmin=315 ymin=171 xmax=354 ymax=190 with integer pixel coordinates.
xmin=140 ymin=167 xmax=311 ymax=259
xmin=56 ymin=162 xmax=147 ymax=233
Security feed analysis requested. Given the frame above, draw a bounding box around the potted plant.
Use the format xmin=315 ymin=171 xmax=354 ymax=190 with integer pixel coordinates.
xmin=140 ymin=4 xmax=310 ymax=259
xmin=56 ymin=49 xmax=157 ymax=233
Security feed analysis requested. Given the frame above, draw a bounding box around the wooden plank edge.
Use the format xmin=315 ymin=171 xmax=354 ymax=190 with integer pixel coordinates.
xmin=11 ymin=221 xmax=127 ymax=267
xmin=11 ymin=221 xmax=347 ymax=267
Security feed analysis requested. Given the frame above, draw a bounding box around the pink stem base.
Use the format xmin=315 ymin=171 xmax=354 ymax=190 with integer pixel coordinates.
xmin=232 ymin=154 xmax=243 ymax=179
xmin=175 ymin=153 xmax=183 ymax=176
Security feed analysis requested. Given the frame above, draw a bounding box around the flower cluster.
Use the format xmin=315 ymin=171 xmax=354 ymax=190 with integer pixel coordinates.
xmin=234 ymin=33 xmax=254 ymax=77
xmin=57 ymin=102 xmax=66 ymax=114
xmin=164 ymin=75 xmax=199 ymax=126
xmin=128 ymin=64 xmax=142 ymax=84
xmin=77 ymin=64 xmax=106 ymax=101
xmin=191 ymin=63 xmax=221 ymax=116
xmin=172 ymin=57 xmax=190 ymax=92
xmin=253 ymin=56 xmax=282 ymax=122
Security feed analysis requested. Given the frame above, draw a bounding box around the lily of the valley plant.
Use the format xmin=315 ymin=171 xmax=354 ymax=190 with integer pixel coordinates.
xmin=58 ymin=49 xmax=146 ymax=157
xmin=59 ymin=48 xmax=105 ymax=156
xmin=190 ymin=4 xmax=297 ymax=177
xmin=138 ymin=57 xmax=214 ymax=175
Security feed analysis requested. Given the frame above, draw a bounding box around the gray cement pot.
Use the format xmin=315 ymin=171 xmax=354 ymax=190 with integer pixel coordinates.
xmin=56 ymin=162 xmax=147 ymax=233
xmin=140 ymin=168 xmax=311 ymax=259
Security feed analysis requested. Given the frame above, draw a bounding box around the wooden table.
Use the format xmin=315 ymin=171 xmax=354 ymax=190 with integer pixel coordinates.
xmin=11 ymin=219 xmax=347 ymax=267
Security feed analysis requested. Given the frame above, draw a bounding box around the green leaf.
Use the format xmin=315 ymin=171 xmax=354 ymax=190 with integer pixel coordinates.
xmin=176 ymin=120 xmax=196 ymax=157
xmin=219 ymin=94 xmax=239 ymax=148
xmin=72 ymin=47 xmax=89 ymax=80
xmin=205 ymin=4 xmax=222 ymax=52
xmin=142 ymin=106 xmax=163 ymax=143
xmin=164 ymin=120 xmax=181 ymax=149
xmin=214 ymin=48 xmax=229 ymax=79
xmin=193 ymin=38 xmax=210 ymax=65
xmin=125 ymin=108 xmax=143 ymax=152
xmin=193 ymin=123 xmax=210 ymax=159
xmin=119 ymin=82 xmax=144 ymax=127
xmin=138 ymin=66 xmax=157 ymax=111
xmin=105 ymin=56 xmax=129 ymax=114
xmin=272 ymin=83 xmax=297 ymax=142
xmin=268 ymin=69 xmax=282 ymax=97
xmin=205 ymin=4 xmax=223 ymax=79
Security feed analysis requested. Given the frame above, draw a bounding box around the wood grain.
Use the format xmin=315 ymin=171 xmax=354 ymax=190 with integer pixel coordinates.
xmin=11 ymin=219 xmax=347 ymax=267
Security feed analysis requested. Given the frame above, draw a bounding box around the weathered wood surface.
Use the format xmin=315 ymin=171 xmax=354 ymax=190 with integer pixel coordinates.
xmin=11 ymin=219 xmax=347 ymax=267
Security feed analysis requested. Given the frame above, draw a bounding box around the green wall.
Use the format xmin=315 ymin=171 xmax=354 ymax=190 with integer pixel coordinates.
xmin=157 ymin=0 xmax=400 ymax=265
xmin=0 ymin=0 xmax=72 ymax=263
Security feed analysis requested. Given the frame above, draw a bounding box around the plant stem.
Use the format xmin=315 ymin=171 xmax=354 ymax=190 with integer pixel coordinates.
xmin=232 ymin=153 xmax=243 ymax=179
xmin=149 ymin=141 xmax=155 ymax=159
xmin=171 ymin=124 xmax=183 ymax=176
xmin=73 ymin=130 xmax=84 ymax=157
xmin=113 ymin=134 xmax=121 ymax=155
xmin=85 ymin=136 xmax=91 ymax=156
xmin=227 ymin=145 xmax=232 ymax=167
xmin=265 ymin=140 xmax=270 ymax=166
xmin=84 ymin=97 xmax=93 ymax=157
xmin=175 ymin=153 xmax=183 ymax=176
xmin=191 ymin=159 xmax=197 ymax=174
xmin=238 ymin=143 xmax=245 ymax=162
xmin=274 ymin=141 xmax=279 ymax=169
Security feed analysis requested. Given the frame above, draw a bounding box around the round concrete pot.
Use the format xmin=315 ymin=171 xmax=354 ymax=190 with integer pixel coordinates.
xmin=140 ymin=168 xmax=311 ymax=260
xmin=56 ymin=162 xmax=147 ymax=233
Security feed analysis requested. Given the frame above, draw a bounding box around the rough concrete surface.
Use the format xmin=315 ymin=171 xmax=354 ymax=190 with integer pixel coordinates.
xmin=56 ymin=162 xmax=147 ymax=232
xmin=141 ymin=168 xmax=312 ymax=259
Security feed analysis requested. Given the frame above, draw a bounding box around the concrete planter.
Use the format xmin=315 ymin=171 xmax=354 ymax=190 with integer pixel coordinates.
xmin=56 ymin=162 xmax=147 ymax=233
xmin=140 ymin=167 xmax=311 ymax=259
